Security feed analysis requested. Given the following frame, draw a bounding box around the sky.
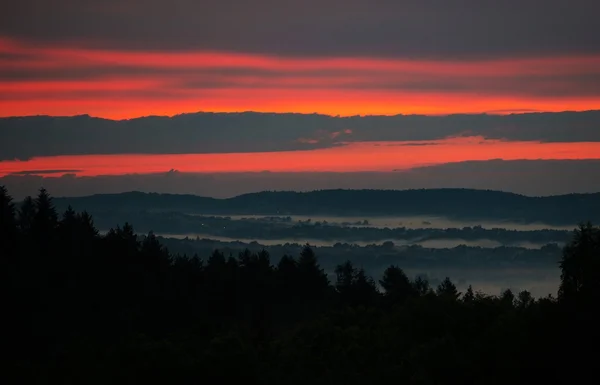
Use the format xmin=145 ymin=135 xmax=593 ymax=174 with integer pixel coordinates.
xmin=1 ymin=0 xmax=600 ymax=198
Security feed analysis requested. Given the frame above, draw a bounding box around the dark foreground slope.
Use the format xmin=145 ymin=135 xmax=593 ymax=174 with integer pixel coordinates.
xmin=3 ymin=186 xmax=600 ymax=384
xmin=52 ymin=188 xmax=600 ymax=224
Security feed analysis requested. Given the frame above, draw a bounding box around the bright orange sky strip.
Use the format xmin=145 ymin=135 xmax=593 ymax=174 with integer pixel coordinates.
xmin=2 ymin=137 xmax=600 ymax=177
xmin=1 ymin=37 xmax=600 ymax=118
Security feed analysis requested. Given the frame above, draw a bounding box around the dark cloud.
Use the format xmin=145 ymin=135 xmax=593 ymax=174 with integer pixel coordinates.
xmin=0 ymin=66 xmax=302 ymax=82
xmin=0 ymin=89 xmax=202 ymax=102
xmin=9 ymin=169 xmax=82 ymax=175
xmin=1 ymin=1 xmax=598 ymax=58
xmin=175 ymin=74 xmax=600 ymax=98
xmin=1 ymin=111 xmax=600 ymax=160
xmin=3 ymin=64 xmax=600 ymax=98
xmin=2 ymin=160 xmax=599 ymax=200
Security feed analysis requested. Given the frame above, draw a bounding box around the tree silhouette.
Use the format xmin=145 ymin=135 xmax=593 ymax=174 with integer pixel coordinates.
xmin=462 ymin=285 xmax=475 ymax=303
xmin=335 ymin=260 xmax=355 ymax=295
xmin=379 ymin=265 xmax=415 ymax=305
xmin=500 ymin=289 xmax=516 ymax=307
xmin=2 ymin=186 xmax=597 ymax=385
xmin=298 ymin=244 xmax=329 ymax=300
xmin=517 ymin=290 xmax=533 ymax=309
xmin=0 ymin=186 xmax=17 ymax=260
xmin=413 ymin=275 xmax=432 ymax=296
xmin=32 ymin=187 xmax=58 ymax=241
xmin=436 ymin=277 xmax=460 ymax=299
xmin=141 ymin=231 xmax=172 ymax=272
xmin=335 ymin=261 xmax=379 ymax=307
xmin=558 ymin=222 xmax=600 ymax=302
xmin=18 ymin=195 xmax=36 ymax=235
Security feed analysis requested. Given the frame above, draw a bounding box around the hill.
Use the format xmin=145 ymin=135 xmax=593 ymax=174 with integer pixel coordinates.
xmin=51 ymin=188 xmax=600 ymax=225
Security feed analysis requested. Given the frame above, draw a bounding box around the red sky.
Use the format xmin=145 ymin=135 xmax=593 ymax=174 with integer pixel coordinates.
xmin=2 ymin=1 xmax=600 ymax=198
xmin=2 ymin=36 xmax=600 ymax=180
xmin=3 ymin=137 xmax=600 ymax=177
xmin=2 ymin=37 xmax=600 ymax=118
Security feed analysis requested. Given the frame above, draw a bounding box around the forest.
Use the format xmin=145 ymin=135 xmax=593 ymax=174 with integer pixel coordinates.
xmin=62 ymin=209 xmax=572 ymax=245
xmin=2 ymin=186 xmax=599 ymax=384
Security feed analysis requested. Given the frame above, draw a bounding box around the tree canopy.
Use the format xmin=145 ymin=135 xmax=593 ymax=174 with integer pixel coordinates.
xmin=2 ymin=186 xmax=599 ymax=385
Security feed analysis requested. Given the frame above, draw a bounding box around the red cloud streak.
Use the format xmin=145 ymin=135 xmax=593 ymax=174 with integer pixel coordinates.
xmin=1 ymin=37 xmax=600 ymax=118
xmin=2 ymin=137 xmax=600 ymax=177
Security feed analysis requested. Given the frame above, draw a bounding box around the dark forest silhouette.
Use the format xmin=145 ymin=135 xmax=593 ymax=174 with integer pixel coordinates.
xmin=51 ymin=208 xmax=573 ymax=245
xmin=2 ymin=186 xmax=599 ymax=384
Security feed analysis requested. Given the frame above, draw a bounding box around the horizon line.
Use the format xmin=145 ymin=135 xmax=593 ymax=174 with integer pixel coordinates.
xmin=2 ymin=109 xmax=600 ymax=122
xmin=46 ymin=187 xmax=600 ymax=201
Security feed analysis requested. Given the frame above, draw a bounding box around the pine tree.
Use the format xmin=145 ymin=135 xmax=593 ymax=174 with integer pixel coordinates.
xmin=29 ymin=187 xmax=59 ymax=252
xmin=18 ymin=196 xmax=36 ymax=235
xmin=558 ymin=222 xmax=600 ymax=302
xmin=298 ymin=245 xmax=329 ymax=296
xmin=380 ymin=265 xmax=415 ymax=304
xmin=436 ymin=277 xmax=460 ymax=299
xmin=462 ymin=285 xmax=475 ymax=303
xmin=0 ymin=186 xmax=17 ymax=258
xmin=413 ymin=275 xmax=432 ymax=296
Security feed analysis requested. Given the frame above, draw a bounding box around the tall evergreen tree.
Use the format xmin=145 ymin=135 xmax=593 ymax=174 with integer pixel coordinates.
xmin=0 ymin=186 xmax=17 ymax=259
xmin=558 ymin=222 xmax=600 ymax=302
xmin=380 ymin=265 xmax=415 ymax=304
xmin=436 ymin=277 xmax=460 ymax=299
xmin=462 ymin=285 xmax=475 ymax=303
xmin=18 ymin=196 xmax=36 ymax=235
xmin=298 ymin=245 xmax=329 ymax=297
xmin=413 ymin=275 xmax=432 ymax=296
xmin=32 ymin=187 xmax=58 ymax=237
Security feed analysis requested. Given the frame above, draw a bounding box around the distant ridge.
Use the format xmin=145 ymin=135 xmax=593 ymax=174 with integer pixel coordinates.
xmin=51 ymin=188 xmax=600 ymax=225
xmin=4 ymin=110 xmax=600 ymax=121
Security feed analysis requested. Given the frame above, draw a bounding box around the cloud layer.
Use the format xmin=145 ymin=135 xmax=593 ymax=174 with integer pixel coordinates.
xmin=2 ymin=1 xmax=599 ymax=58
xmin=2 ymin=111 xmax=600 ymax=160
xmin=2 ymin=2 xmax=599 ymax=197
xmin=1 ymin=27 xmax=600 ymax=118
xmin=3 ymin=136 xmax=600 ymax=176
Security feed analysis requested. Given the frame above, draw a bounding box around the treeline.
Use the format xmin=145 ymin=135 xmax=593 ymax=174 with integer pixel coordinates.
xmin=2 ymin=187 xmax=599 ymax=384
xmin=156 ymin=236 xmax=563 ymax=275
xmin=80 ymin=210 xmax=572 ymax=244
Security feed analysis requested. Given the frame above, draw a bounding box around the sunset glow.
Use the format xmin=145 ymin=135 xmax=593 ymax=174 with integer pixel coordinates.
xmin=1 ymin=38 xmax=600 ymax=118
xmin=3 ymin=137 xmax=600 ymax=177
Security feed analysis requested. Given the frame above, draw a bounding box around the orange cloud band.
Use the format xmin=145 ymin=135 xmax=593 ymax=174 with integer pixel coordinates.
xmin=2 ymin=137 xmax=600 ymax=177
xmin=1 ymin=37 xmax=599 ymax=118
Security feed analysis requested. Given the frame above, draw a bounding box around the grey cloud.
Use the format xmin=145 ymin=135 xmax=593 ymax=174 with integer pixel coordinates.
xmin=342 ymin=74 xmax=600 ymax=98
xmin=9 ymin=169 xmax=82 ymax=175
xmin=1 ymin=1 xmax=598 ymax=58
xmin=484 ymin=109 xmax=542 ymax=114
xmin=0 ymin=66 xmax=297 ymax=82
xmin=0 ymin=52 xmax=38 ymax=61
xmin=0 ymin=89 xmax=197 ymax=102
xmin=2 ymin=160 xmax=600 ymax=200
xmin=2 ymin=111 xmax=600 ymax=160
xmin=177 ymin=74 xmax=600 ymax=97
xmin=387 ymin=142 xmax=441 ymax=147
xmin=2 ymin=63 xmax=599 ymax=98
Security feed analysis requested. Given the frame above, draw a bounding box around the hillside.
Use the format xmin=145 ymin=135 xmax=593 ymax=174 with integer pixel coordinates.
xmin=51 ymin=188 xmax=600 ymax=225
